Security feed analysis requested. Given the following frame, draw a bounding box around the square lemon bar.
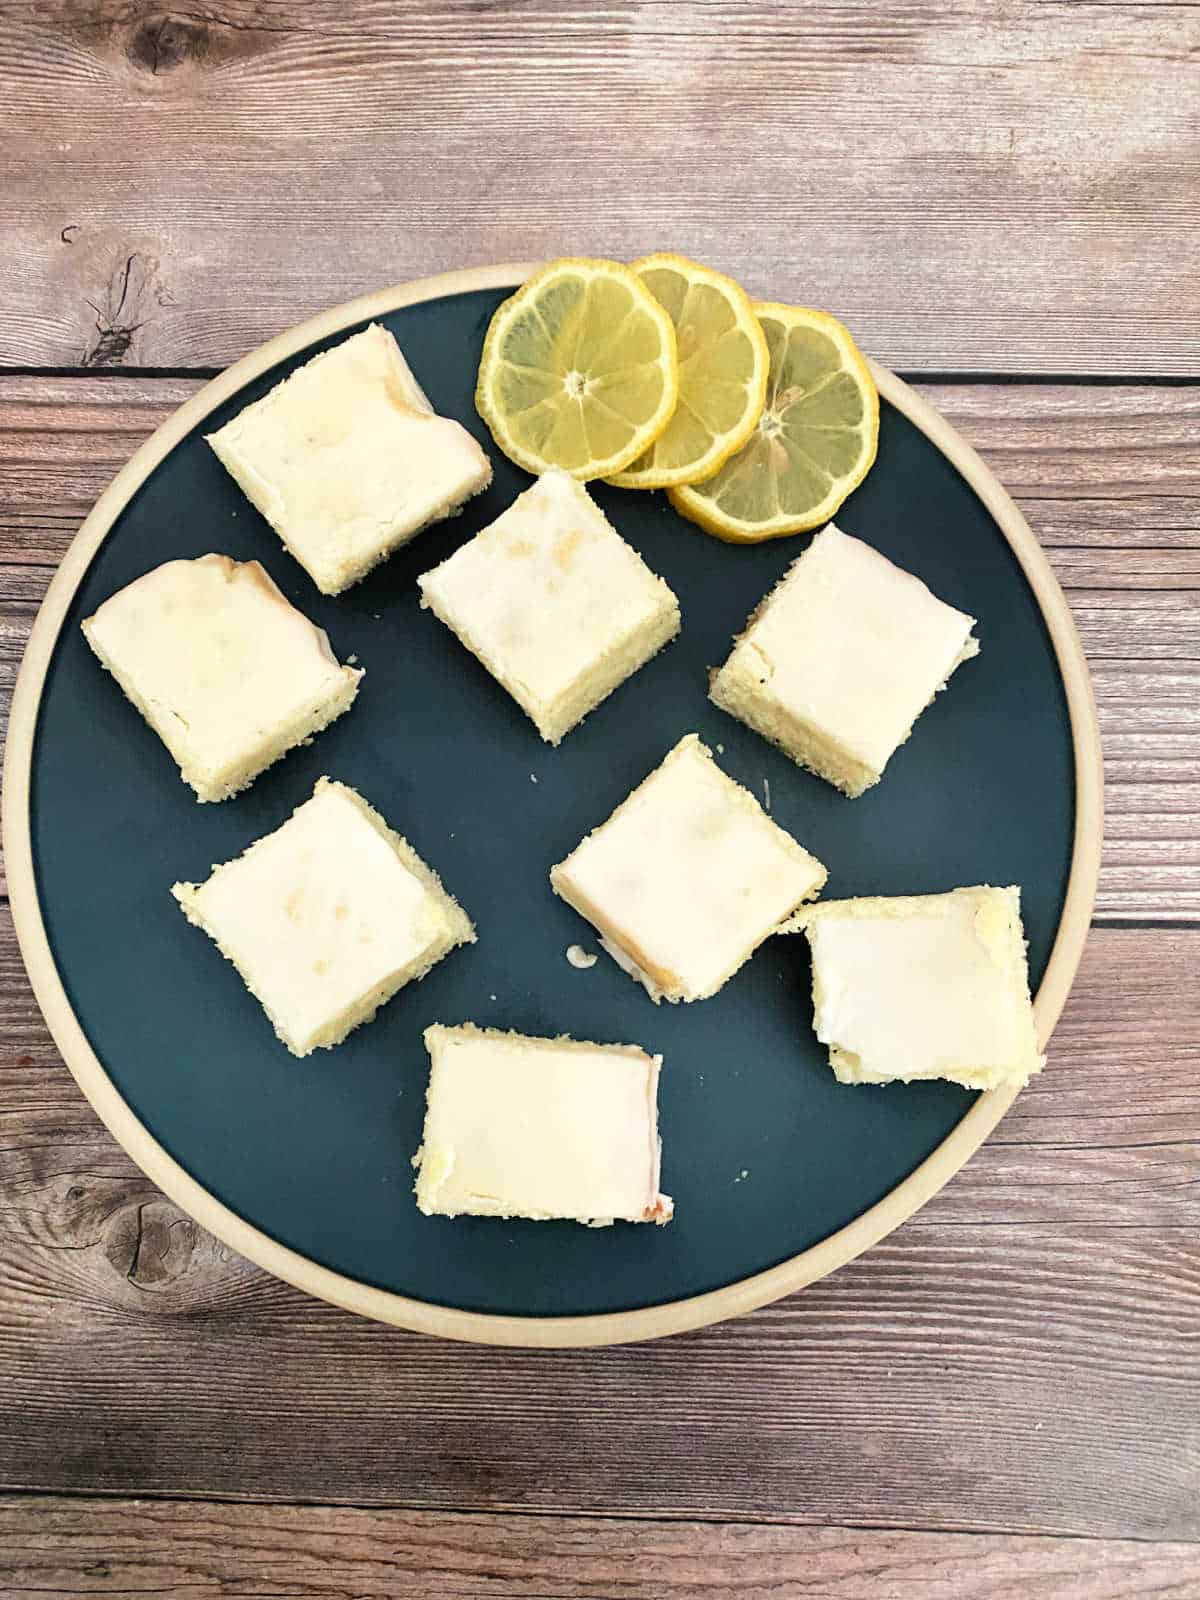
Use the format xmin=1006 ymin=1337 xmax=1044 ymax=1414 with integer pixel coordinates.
xmin=207 ymin=324 xmax=492 ymax=595
xmin=414 ymin=1024 xmax=672 ymax=1225
xmin=710 ymin=524 xmax=979 ymax=797
xmin=173 ymin=778 xmax=474 ymax=1056
xmin=789 ymin=886 xmax=1044 ymax=1090
xmin=82 ymin=554 xmax=362 ymax=802
xmin=418 ymin=470 xmax=680 ymax=744
xmin=551 ymin=733 xmax=827 ymax=1003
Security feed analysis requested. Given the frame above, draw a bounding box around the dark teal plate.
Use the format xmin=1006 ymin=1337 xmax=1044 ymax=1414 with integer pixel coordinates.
xmin=6 ymin=272 xmax=1100 ymax=1343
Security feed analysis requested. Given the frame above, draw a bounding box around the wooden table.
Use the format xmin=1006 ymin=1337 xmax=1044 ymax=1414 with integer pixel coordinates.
xmin=2 ymin=5 xmax=1197 ymax=1595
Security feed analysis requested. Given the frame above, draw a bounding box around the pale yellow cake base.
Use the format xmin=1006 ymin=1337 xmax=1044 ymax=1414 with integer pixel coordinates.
xmin=710 ymin=637 xmax=979 ymax=799
xmin=213 ymin=445 xmax=491 ymax=597
xmin=551 ymin=734 xmax=827 ymax=1003
xmin=418 ymin=471 xmax=681 ymax=744
xmin=414 ymin=1023 xmax=672 ymax=1225
xmin=421 ymin=583 xmax=679 ymax=745
xmin=787 ymin=886 xmax=1044 ymax=1090
xmin=709 ymin=525 xmax=980 ymax=798
xmin=173 ymin=779 xmax=474 ymax=1057
xmin=207 ymin=325 xmax=493 ymax=596
xmin=82 ymin=554 xmax=363 ymax=803
xmin=86 ymin=627 xmax=361 ymax=803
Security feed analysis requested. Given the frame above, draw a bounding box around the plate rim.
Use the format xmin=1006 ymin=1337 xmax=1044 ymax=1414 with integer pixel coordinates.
xmin=1 ymin=263 xmax=1104 ymax=1347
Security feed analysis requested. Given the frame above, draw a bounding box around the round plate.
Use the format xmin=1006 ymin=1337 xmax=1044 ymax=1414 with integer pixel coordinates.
xmin=3 ymin=265 xmax=1102 ymax=1347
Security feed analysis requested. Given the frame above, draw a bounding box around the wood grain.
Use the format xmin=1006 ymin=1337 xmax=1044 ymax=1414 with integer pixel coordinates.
xmin=2 ymin=3 xmax=1198 ymax=374
xmin=2 ymin=1497 xmax=1198 ymax=1600
xmin=3 ymin=3 xmax=1198 ymax=1571
xmin=1 ymin=913 xmax=1196 ymax=1538
xmin=2 ymin=376 xmax=1197 ymax=916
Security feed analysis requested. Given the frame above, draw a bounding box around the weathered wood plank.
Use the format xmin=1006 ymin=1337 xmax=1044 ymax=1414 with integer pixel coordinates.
xmin=1 ymin=918 xmax=1196 ymax=1538
xmin=3 ymin=377 xmax=1197 ymax=535
xmin=1 ymin=1496 xmax=1198 ymax=1600
xmin=1 ymin=3 xmax=1198 ymax=374
xmin=3 ymin=377 xmax=1198 ymax=915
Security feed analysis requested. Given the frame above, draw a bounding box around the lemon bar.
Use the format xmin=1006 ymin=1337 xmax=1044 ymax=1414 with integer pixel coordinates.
xmin=82 ymin=554 xmax=362 ymax=802
xmin=418 ymin=470 xmax=680 ymax=744
xmin=710 ymin=524 xmax=979 ymax=797
xmin=550 ymin=733 xmax=827 ymax=1003
xmin=207 ymin=324 xmax=492 ymax=595
xmin=788 ymin=886 xmax=1044 ymax=1090
xmin=414 ymin=1024 xmax=672 ymax=1225
xmin=172 ymin=778 xmax=473 ymax=1056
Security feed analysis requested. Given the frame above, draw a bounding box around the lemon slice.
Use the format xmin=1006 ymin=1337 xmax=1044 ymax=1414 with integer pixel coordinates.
xmin=607 ymin=254 xmax=768 ymax=490
xmin=475 ymin=258 xmax=679 ymax=480
xmin=668 ymin=304 xmax=878 ymax=542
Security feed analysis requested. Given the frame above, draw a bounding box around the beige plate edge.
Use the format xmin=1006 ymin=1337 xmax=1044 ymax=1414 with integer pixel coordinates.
xmin=1 ymin=265 xmax=1105 ymax=1348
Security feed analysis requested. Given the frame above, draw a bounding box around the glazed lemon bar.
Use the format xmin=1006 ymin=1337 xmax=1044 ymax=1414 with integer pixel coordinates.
xmin=788 ymin=886 xmax=1044 ymax=1090
xmin=82 ymin=554 xmax=362 ymax=802
xmin=551 ymin=733 xmax=827 ymax=1003
xmin=414 ymin=1024 xmax=672 ymax=1225
xmin=418 ymin=470 xmax=680 ymax=743
xmin=173 ymin=778 xmax=474 ymax=1056
xmin=207 ymin=324 xmax=493 ymax=595
xmin=710 ymin=524 xmax=979 ymax=797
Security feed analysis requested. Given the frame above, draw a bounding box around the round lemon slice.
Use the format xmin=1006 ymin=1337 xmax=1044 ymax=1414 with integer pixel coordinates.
xmin=475 ymin=258 xmax=679 ymax=480
xmin=607 ymin=254 xmax=768 ymax=490
xmin=668 ymin=304 xmax=878 ymax=542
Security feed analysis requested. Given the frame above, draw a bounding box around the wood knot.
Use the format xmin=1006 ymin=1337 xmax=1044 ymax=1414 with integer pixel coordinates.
xmin=127 ymin=14 xmax=210 ymax=75
xmin=81 ymin=250 xmax=158 ymax=368
xmin=104 ymin=1198 xmax=191 ymax=1289
xmin=99 ymin=1197 xmax=258 ymax=1312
